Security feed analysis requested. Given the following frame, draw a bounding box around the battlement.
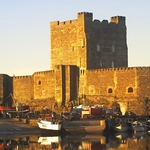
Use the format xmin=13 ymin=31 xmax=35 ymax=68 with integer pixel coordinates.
xmin=51 ymin=19 xmax=77 ymax=26
xmin=33 ymin=70 xmax=54 ymax=75
xmin=111 ymin=16 xmax=125 ymax=25
xmin=13 ymin=75 xmax=31 ymax=79
xmin=87 ymin=67 xmax=150 ymax=73
xmin=51 ymin=12 xmax=125 ymax=29
xmin=78 ymin=12 xmax=93 ymax=18
xmin=51 ymin=12 xmax=93 ymax=27
xmin=77 ymin=12 xmax=93 ymax=23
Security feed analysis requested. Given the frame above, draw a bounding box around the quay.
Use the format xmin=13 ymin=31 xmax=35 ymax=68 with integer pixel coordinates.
xmin=0 ymin=118 xmax=41 ymax=137
xmin=1 ymin=115 xmax=149 ymax=136
xmin=0 ymin=118 xmax=106 ymax=136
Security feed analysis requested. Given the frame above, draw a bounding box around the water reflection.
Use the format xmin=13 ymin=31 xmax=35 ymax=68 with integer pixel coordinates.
xmin=0 ymin=132 xmax=150 ymax=150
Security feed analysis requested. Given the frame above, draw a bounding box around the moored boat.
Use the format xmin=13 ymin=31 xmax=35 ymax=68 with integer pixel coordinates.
xmin=131 ymin=121 xmax=148 ymax=132
xmin=37 ymin=118 xmax=62 ymax=131
xmin=112 ymin=123 xmax=129 ymax=132
xmin=38 ymin=136 xmax=61 ymax=145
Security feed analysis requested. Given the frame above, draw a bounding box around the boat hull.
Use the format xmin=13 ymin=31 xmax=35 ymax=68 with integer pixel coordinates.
xmin=37 ymin=119 xmax=61 ymax=131
xmin=65 ymin=125 xmax=105 ymax=134
xmin=38 ymin=136 xmax=61 ymax=145
xmin=113 ymin=125 xmax=129 ymax=132
xmin=131 ymin=124 xmax=148 ymax=132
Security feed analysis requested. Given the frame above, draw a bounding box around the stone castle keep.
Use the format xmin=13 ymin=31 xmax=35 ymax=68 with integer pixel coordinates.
xmin=0 ymin=12 xmax=150 ymax=115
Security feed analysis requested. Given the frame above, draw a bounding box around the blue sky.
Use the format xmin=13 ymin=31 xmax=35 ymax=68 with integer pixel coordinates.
xmin=0 ymin=1 xmax=150 ymax=76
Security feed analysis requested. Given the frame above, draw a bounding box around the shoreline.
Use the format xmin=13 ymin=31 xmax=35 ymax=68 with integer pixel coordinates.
xmin=0 ymin=118 xmax=106 ymax=135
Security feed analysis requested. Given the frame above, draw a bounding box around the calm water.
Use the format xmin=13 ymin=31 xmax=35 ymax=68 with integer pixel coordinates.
xmin=0 ymin=132 xmax=150 ymax=150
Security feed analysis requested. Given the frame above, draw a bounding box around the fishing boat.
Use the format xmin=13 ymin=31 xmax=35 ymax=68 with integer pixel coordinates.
xmin=37 ymin=115 xmax=62 ymax=131
xmin=37 ymin=118 xmax=62 ymax=131
xmin=38 ymin=136 xmax=61 ymax=145
xmin=38 ymin=136 xmax=61 ymax=149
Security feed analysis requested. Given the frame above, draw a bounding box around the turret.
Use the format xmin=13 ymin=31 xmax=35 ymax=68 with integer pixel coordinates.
xmin=111 ymin=16 xmax=125 ymax=25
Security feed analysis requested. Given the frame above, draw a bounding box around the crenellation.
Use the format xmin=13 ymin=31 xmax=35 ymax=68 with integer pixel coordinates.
xmin=102 ymin=20 xmax=108 ymax=24
xmin=13 ymin=75 xmax=31 ymax=79
xmin=51 ymin=19 xmax=77 ymax=27
xmin=111 ymin=16 xmax=125 ymax=25
xmin=50 ymin=21 xmax=59 ymax=26
xmin=88 ymin=67 xmax=150 ymax=73
xmin=93 ymin=19 xmax=100 ymax=23
xmin=78 ymin=12 xmax=93 ymax=16
xmin=34 ymin=70 xmax=54 ymax=75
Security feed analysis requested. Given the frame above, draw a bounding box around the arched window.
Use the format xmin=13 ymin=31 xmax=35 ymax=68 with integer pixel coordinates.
xmin=108 ymin=88 xmax=113 ymax=93
xmin=111 ymin=61 xmax=114 ymax=68
xmin=100 ymin=61 xmax=102 ymax=67
xmin=128 ymin=87 xmax=133 ymax=93
xmin=38 ymin=81 xmax=41 ymax=85
xmin=97 ymin=43 xmax=101 ymax=52
xmin=112 ymin=45 xmax=115 ymax=52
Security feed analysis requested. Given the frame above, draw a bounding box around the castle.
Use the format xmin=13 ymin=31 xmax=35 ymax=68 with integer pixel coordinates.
xmin=0 ymin=12 xmax=150 ymax=115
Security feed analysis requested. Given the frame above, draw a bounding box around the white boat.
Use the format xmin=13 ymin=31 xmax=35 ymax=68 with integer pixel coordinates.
xmin=38 ymin=136 xmax=61 ymax=145
xmin=37 ymin=118 xmax=62 ymax=131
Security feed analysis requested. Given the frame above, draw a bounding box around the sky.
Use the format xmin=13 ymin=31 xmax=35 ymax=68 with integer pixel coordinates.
xmin=0 ymin=1 xmax=150 ymax=76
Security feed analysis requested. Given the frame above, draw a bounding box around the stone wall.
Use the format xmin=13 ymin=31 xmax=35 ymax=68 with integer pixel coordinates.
xmin=13 ymin=75 xmax=33 ymax=104
xmin=33 ymin=70 xmax=55 ymax=100
xmin=83 ymin=67 xmax=150 ymax=115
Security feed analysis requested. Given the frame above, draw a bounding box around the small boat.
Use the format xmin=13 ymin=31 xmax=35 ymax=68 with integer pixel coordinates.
xmin=37 ymin=118 xmax=62 ymax=131
xmin=131 ymin=121 xmax=148 ymax=132
xmin=112 ymin=124 xmax=129 ymax=132
xmin=65 ymin=125 xmax=105 ymax=134
xmin=38 ymin=136 xmax=61 ymax=149
xmin=132 ymin=131 xmax=147 ymax=139
xmin=145 ymin=118 xmax=150 ymax=130
xmin=38 ymin=136 xmax=61 ymax=145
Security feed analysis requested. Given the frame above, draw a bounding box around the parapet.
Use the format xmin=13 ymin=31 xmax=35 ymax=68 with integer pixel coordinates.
xmin=13 ymin=75 xmax=31 ymax=79
xmin=110 ymin=16 xmax=125 ymax=25
xmin=87 ymin=67 xmax=150 ymax=74
xmin=33 ymin=70 xmax=54 ymax=75
xmin=50 ymin=19 xmax=77 ymax=26
xmin=77 ymin=12 xmax=93 ymax=22
xmin=50 ymin=12 xmax=126 ymax=28
xmin=78 ymin=12 xmax=93 ymax=17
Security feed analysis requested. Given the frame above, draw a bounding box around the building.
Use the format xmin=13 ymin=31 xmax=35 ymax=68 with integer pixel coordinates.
xmin=0 ymin=12 xmax=150 ymax=115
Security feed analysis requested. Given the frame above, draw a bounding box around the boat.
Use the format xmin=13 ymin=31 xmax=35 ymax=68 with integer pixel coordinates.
xmin=145 ymin=118 xmax=150 ymax=130
xmin=38 ymin=136 xmax=61 ymax=149
xmin=65 ymin=125 xmax=105 ymax=134
xmin=111 ymin=117 xmax=132 ymax=132
xmin=131 ymin=121 xmax=148 ymax=132
xmin=112 ymin=123 xmax=129 ymax=132
xmin=132 ymin=131 xmax=148 ymax=139
xmin=63 ymin=119 xmax=106 ymax=134
xmin=38 ymin=136 xmax=61 ymax=145
xmin=37 ymin=118 xmax=62 ymax=131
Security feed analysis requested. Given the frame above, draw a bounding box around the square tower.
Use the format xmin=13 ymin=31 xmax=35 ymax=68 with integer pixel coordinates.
xmin=50 ymin=12 xmax=128 ymax=70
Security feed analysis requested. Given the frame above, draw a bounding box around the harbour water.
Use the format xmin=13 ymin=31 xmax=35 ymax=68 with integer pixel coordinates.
xmin=0 ymin=132 xmax=150 ymax=150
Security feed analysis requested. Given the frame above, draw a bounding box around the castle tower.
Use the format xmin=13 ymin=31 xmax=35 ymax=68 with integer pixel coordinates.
xmin=50 ymin=12 xmax=128 ymax=71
